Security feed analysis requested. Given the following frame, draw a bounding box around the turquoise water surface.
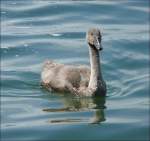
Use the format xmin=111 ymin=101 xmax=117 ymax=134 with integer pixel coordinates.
xmin=1 ymin=0 xmax=150 ymax=141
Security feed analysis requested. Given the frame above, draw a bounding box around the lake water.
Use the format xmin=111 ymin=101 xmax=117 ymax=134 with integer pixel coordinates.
xmin=1 ymin=0 xmax=150 ymax=141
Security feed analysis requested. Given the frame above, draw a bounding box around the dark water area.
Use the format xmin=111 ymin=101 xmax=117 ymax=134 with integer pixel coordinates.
xmin=1 ymin=0 xmax=150 ymax=141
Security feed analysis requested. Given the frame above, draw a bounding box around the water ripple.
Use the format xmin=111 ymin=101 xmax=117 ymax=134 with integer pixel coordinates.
xmin=1 ymin=0 xmax=149 ymax=140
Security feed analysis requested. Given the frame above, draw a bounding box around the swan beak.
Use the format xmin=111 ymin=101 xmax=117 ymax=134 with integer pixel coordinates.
xmin=94 ymin=38 xmax=103 ymax=51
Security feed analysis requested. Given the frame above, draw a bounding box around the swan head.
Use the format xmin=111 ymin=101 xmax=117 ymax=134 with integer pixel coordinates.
xmin=87 ymin=28 xmax=103 ymax=51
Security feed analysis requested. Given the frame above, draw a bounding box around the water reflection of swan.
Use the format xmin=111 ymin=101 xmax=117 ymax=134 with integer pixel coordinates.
xmin=43 ymin=96 xmax=106 ymax=124
xmin=41 ymin=28 xmax=106 ymax=96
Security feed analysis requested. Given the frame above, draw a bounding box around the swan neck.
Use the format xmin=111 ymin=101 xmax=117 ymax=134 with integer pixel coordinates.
xmin=88 ymin=46 xmax=103 ymax=89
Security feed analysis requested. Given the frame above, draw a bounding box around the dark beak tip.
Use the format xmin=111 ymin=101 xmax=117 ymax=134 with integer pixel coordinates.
xmin=99 ymin=47 xmax=103 ymax=51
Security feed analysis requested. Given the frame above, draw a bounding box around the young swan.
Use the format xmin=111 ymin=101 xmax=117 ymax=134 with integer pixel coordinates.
xmin=41 ymin=28 xmax=106 ymax=96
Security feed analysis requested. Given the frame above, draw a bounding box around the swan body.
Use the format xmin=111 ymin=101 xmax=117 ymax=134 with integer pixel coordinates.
xmin=41 ymin=28 xmax=106 ymax=96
